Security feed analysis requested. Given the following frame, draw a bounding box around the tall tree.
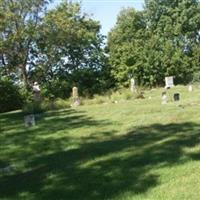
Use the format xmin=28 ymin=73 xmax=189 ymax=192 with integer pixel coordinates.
xmin=144 ymin=0 xmax=200 ymax=84
xmin=0 ymin=0 xmax=51 ymax=87
xmin=33 ymin=1 xmax=109 ymax=96
xmin=108 ymin=0 xmax=200 ymax=87
xmin=107 ymin=8 xmax=146 ymax=86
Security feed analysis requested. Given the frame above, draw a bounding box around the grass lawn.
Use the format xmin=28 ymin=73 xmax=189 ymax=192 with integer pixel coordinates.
xmin=1 ymin=86 xmax=200 ymax=200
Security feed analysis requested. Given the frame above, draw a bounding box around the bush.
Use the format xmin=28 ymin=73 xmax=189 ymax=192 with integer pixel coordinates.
xmin=52 ymin=98 xmax=70 ymax=110
xmin=83 ymin=95 xmax=108 ymax=105
xmin=42 ymin=80 xmax=72 ymax=99
xmin=122 ymin=89 xmax=134 ymax=100
xmin=0 ymin=78 xmax=23 ymax=113
xmin=109 ymin=89 xmax=135 ymax=102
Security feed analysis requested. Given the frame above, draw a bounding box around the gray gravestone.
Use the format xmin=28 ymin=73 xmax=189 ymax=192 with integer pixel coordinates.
xmin=174 ymin=93 xmax=180 ymax=101
xmin=162 ymin=92 xmax=168 ymax=104
xmin=24 ymin=115 xmax=35 ymax=127
xmin=72 ymin=86 xmax=80 ymax=106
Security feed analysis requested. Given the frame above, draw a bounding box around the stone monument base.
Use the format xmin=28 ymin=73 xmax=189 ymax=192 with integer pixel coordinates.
xmin=24 ymin=114 xmax=35 ymax=127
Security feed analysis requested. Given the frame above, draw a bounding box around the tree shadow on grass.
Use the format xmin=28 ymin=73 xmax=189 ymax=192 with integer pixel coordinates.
xmin=0 ymin=108 xmax=111 ymax=145
xmin=0 ymin=108 xmax=113 ymax=165
xmin=0 ymin=109 xmax=86 ymax=132
xmin=1 ymin=120 xmax=200 ymax=199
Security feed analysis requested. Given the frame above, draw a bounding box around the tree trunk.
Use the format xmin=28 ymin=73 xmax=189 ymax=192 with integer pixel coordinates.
xmin=21 ymin=65 xmax=29 ymax=89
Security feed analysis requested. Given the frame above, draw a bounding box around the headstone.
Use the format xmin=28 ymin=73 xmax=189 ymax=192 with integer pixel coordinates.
xmin=174 ymin=93 xmax=180 ymax=101
xmin=24 ymin=114 xmax=35 ymax=127
xmin=130 ymin=78 xmax=136 ymax=92
xmin=162 ymin=92 xmax=168 ymax=104
xmin=72 ymin=87 xmax=78 ymax=98
xmin=72 ymin=86 xmax=80 ymax=106
xmin=33 ymin=82 xmax=41 ymax=101
xmin=165 ymin=76 xmax=174 ymax=89
xmin=188 ymin=85 xmax=193 ymax=92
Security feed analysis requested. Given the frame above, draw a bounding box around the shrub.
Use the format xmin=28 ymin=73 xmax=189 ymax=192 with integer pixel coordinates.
xmin=0 ymin=78 xmax=23 ymax=113
xmin=22 ymin=98 xmax=71 ymax=115
xmin=122 ymin=89 xmax=134 ymax=100
xmin=86 ymin=95 xmax=108 ymax=105
xmin=53 ymin=98 xmax=70 ymax=109
xmin=42 ymin=80 xmax=72 ymax=99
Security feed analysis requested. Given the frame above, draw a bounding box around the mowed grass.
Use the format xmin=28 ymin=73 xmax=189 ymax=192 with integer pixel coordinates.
xmin=1 ymin=86 xmax=200 ymax=200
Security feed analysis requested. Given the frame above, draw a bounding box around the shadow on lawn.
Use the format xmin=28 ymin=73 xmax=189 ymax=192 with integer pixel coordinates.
xmin=0 ymin=108 xmax=113 ymax=162
xmin=1 ymin=111 xmax=200 ymax=199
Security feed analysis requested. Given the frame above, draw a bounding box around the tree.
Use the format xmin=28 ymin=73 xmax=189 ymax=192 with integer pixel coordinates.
xmin=0 ymin=76 xmax=23 ymax=113
xmin=0 ymin=0 xmax=51 ymax=88
xmin=107 ymin=8 xmax=146 ymax=86
xmin=33 ymin=1 xmax=109 ymax=97
xmin=108 ymin=0 xmax=200 ymax=87
xmin=144 ymin=0 xmax=200 ymax=84
xmin=0 ymin=0 xmax=110 ymax=97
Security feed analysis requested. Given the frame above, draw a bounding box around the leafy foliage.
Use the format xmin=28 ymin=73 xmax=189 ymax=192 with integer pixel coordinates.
xmin=0 ymin=0 xmax=51 ymax=87
xmin=108 ymin=0 xmax=200 ymax=87
xmin=1 ymin=0 xmax=200 ymax=112
xmin=0 ymin=78 xmax=23 ymax=113
xmin=1 ymin=0 xmax=111 ymax=99
xmin=31 ymin=1 xmax=111 ymax=97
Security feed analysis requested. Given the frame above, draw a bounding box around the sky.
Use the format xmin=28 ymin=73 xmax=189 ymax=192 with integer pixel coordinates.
xmin=51 ymin=0 xmax=145 ymax=35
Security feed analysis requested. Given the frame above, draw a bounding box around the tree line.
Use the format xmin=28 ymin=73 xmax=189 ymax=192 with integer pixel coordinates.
xmin=0 ymin=0 xmax=112 ymax=99
xmin=108 ymin=0 xmax=200 ymax=87
xmin=0 ymin=0 xmax=200 ymax=101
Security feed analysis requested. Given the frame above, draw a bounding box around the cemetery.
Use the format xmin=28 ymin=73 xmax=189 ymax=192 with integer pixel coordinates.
xmin=1 ymin=0 xmax=200 ymax=200
xmin=1 ymin=84 xmax=200 ymax=200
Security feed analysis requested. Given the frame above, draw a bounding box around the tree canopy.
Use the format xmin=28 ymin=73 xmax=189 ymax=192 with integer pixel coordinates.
xmin=0 ymin=0 xmax=110 ymax=97
xmin=0 ymin=0 xmax=51 ymax=86
xmin=1 ymin=0 xmax=200 ymax=99
xmin=108 ymin=0 xmax=200 ymax=87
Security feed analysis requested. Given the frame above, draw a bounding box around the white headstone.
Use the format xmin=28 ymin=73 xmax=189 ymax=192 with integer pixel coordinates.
xmin=72 ymin=87 xmax=80 ymax=106
xmin=188 ymin=85 xmax=193 ymax=92
xmin=165 ymin=76 xmax=174 ymax=88
xmin=130 ymin=78 xmax=136 ymax=92
xmin=72 ymin=87 xmax=78 ymax=98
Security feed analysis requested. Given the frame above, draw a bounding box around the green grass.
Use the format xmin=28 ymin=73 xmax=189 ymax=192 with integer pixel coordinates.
xmin=1 ymin=85 xmax=200 ymax=200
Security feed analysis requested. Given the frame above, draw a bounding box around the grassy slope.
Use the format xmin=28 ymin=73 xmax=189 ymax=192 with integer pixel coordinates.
xmin=1 ymin=86 xmax=200 ymax=200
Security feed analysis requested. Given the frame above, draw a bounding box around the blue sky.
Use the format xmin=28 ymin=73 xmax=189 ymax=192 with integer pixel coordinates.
xmin=51 ymin=0 xmax=145 ymax=35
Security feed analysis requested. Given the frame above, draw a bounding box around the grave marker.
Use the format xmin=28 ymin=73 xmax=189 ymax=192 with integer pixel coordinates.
xmin=72 ymin=86 xmax=80 ymax=106
xmin=24 ymin=114 xmax=35 ymax=127
xmin=188 ymin=84 xmax=193 ymax=92
xmin=165 ymin=76 xmax=174 ymax=89
xmin=130 ymin=78 xmax=136 ymax=92
xmin=162 ymin=92 xmax=168 ymax=104
xmin=174 ymin=93 xmax=180 ymax=101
